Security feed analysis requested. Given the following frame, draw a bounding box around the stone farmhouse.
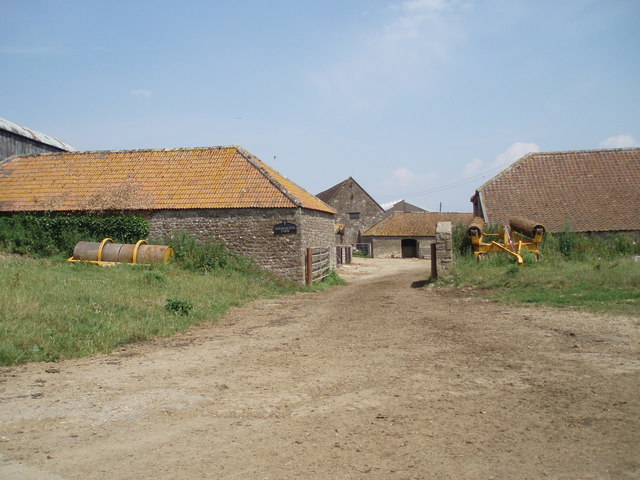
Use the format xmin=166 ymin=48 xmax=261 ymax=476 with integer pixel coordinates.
xmin=316 ymin=177 xmax=385 ymax=246
xmin=471 ymin=148 xmax=640 ymax=234
xmin=0 ymin=117 xmax=75 ymax=161
xmin=0 ymin=146 xmax=336 ymax=283
xmin=362 ymin=212 xmax=473 ymax=259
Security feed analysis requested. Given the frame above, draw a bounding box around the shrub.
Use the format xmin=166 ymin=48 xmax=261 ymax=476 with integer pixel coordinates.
xmin=167 ymin=230 xmax=257 ymax=274
xmin=0 ymin=213 xmax=149 ymax=257
xmin=452 ymin=223 xmax=473 ymax=257
xmin=165 ymin=297 xmax=194 ymax=316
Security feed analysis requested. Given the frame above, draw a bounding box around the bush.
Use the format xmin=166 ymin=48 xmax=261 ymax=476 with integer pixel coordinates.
xmin=452 ymin=223 xmax=472 ymax=257
xmin=167 ymin=230 xmax=256 ymax=274
xmin=165 ymin=298 xmax=193 ymax=316
xmin=0 ymin=213 xmax=149 ymax=257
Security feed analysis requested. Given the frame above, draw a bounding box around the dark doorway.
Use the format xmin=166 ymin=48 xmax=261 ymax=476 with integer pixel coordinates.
xmin=401 ymin=239 xmax=418 ymax=258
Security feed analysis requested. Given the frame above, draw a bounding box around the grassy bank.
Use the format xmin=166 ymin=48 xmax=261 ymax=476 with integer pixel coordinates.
xmin=446 ymin=255 xmax=640 ymax=316
xmin=0 ymin=255 xmax=341 ymax=366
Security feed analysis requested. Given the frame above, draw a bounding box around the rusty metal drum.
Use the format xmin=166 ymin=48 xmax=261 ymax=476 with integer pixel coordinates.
xmin=70 ymin=238 xmax=174 ymax=264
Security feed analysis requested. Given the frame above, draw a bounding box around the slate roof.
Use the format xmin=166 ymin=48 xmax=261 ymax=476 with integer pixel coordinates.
xmin=363 ymin=212 xmax=474 ymax=237
xmin=473 ymin=148 xmax=640 ymax=233
xmin=0 ymin=117 xmax=76 ymax=152
xmin=0 ymin=146 xmax=335 ymax=214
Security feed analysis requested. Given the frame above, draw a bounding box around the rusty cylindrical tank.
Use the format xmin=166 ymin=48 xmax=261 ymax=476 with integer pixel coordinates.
xmin=466 ymin=216 xmax=486 ymax=238
xmin=509 ymin=216 xmax=545 ymax=239
xmin=71 ymin=238 xmax=174 ymax=264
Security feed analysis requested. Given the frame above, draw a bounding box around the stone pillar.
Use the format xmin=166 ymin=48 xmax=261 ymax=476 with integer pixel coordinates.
xmin=435 ymin=221 xmax=453 ymax=277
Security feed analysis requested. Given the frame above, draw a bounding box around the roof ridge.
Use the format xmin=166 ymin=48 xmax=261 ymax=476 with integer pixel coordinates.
xmin=530 ymin=146 xmax=640 ymax=155
xmin=476 ymin=146 xmax=640 ymax=194
xmin=10 ymin=145 xmax=241 ymax=159
xmin=316 ymin=178 xmax=350 ymax=203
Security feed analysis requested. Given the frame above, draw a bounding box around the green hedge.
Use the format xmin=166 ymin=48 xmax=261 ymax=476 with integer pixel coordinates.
xmin=0 ymin=213 xmax=149 ymax=257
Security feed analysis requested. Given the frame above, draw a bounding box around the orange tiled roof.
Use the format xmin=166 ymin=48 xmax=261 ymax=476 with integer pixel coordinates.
xmin=363 ymin=212 xmax=473 ymax=237
xmin=0 ymin=146 xmax=335 ymax=214
xmin=475 ymin=148 xmax=640 ymax=233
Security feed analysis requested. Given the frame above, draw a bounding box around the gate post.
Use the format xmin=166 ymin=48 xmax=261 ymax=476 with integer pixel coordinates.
xmin=430 ymin=243 xmax=437 ymax=279
xmin=306 ymin=248 xmax=313 ymax=286
xmin=435 ymin=221 xmax=453 ymax=277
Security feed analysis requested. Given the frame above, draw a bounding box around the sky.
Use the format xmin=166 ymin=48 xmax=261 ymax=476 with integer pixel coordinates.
xmin=1 ymin=0 xmax=639 ymax=212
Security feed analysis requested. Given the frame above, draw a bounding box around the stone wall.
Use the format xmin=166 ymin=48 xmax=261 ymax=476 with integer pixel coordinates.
xmin=147 ymin=207 xmax=334 ymax=284
xmin=366 ymin=236 xmax=434 ymax=259
xmin=299 ymin=209 xmax=337 ymax=271
xmin=435 ymin=222 xmax=453 ymax=276
xmin=327 ymin=179 xmax=385 ymax=245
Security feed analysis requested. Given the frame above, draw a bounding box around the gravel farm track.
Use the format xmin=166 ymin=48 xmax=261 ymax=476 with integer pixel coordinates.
xmin=1 ymin=258 xmax=638 ymax=480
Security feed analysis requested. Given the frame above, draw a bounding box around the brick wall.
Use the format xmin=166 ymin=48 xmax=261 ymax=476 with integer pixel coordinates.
xmin=147 ymin=207 xmax=335 ymax=284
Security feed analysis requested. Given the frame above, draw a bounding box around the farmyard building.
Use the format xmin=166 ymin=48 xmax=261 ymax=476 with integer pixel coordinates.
xmin=0 ymin=146 xmax=336 ymax=283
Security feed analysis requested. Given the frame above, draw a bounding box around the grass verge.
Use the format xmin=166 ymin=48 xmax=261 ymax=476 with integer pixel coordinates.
xmin=443 ymin=255 xmax=640 ymax=316
xmin=0 ymin=255 xmax=341 ymax=366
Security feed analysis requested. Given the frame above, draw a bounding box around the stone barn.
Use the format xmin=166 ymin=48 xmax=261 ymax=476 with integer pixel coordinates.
xmin=471 ymin=148 xmax=640 ymax=233
xmin=362 ymin=212 xmax=473 ymax=259
xmin=0 ymin=117 xmax=75 ymax=161
xmin=316 ymin=177 xmax=385 ymax=246
xmin=0 ymin=145 xmax=336 ymax=283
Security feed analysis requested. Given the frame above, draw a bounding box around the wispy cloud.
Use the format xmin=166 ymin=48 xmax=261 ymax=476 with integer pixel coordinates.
xmin=383 ymin=167 xmax=438 ymax=189
xmin=491 ymin=142 xmax=539 ymax=168
xmin=311 ymin=0 xmax=471 ymax=110
xmin=462 ymin=158 xmax=482 ymax=177
xmin=130 ymin=90 xmax=152 ymax=98
xmin=463 ymin=142 xmax=539 ymax=177
xmin=598 ymin=134 xmax=638 ymax=148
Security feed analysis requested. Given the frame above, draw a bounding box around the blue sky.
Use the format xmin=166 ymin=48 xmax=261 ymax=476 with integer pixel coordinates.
xmin=2 ymin=0 xmax=639 ymax=212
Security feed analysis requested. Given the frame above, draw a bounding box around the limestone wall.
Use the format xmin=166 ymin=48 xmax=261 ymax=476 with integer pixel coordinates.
xmin=147 ymin=208 xmax=334 ymax=283
xmin=435 ymin=221 xmax=453 ymax=276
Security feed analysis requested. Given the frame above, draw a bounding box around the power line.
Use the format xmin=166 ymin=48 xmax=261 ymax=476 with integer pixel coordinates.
xmin=376 ymin=164 xmax=505 ymax=200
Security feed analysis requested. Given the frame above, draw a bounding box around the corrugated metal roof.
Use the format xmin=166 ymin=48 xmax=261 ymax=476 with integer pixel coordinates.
xmin=476 ymin=148 xmax=640 ymax=233
xmin=0 ymin=146 xmax=335 ymax=214
xmin=0 ymin=117 xmax=76 ymax=152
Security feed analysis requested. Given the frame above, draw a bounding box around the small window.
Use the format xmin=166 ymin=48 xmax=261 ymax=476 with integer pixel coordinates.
xmin=349 ymin=212 xmax=360 ymax=220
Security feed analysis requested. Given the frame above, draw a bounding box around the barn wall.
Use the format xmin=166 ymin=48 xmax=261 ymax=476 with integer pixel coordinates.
xmin=148 ymin=207 xmax=334 ymax=283
xmin=298 ymin=209 xmax=337 ymax=271
xmin=326 ymin=179 xmax=385 ymax=245
xmin=365 ymin=236 xmax=434 ymax=259
xmin=0 ymin=129 xmax=65 ymax=161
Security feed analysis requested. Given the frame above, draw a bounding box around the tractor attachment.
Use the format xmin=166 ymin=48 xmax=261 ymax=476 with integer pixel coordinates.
xmin=467 ymin=216 xmax=545 ymax=265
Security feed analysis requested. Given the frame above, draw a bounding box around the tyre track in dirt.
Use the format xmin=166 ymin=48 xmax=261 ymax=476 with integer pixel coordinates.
xmin=1 ymin=258 xmax=638 ymax=479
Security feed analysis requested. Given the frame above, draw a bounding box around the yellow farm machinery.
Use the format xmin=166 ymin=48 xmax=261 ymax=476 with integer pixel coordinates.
xmin=466 ymin=216 xmax=545 ymax=265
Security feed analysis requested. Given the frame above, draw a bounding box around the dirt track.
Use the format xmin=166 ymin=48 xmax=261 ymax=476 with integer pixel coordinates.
xmin=1 ymin=258 xmax=639 ymax=479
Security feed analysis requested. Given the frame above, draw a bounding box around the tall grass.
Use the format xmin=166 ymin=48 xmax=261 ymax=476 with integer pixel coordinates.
xmin=0 ymin=256 xmax=297 ymax=365
xmin=0 ymin=230 xmax=344 ymax=365
xmin=447 ymin=227 xmax=640 ymax=315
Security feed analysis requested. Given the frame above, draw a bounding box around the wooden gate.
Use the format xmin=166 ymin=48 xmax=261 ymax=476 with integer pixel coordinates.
xmin=306 ymin=247 xmax=331 ymax=285
xmin=336 ymin=245 xmax=352 ymax=266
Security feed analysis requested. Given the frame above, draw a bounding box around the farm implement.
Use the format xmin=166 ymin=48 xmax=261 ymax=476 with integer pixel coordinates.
xmin=68 ymin=238 xmax=174 ymax=266
xmin=467 ymin=216 xmax=545 ymax=265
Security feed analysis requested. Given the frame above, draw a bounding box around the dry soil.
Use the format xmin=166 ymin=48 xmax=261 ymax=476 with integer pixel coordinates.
xmin=0 ymin=258 xmax=638 ymax=479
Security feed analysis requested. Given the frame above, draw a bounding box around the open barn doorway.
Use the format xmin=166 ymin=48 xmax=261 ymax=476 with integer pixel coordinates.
xmin=401 ymin=239 xmax=418 ymax=258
